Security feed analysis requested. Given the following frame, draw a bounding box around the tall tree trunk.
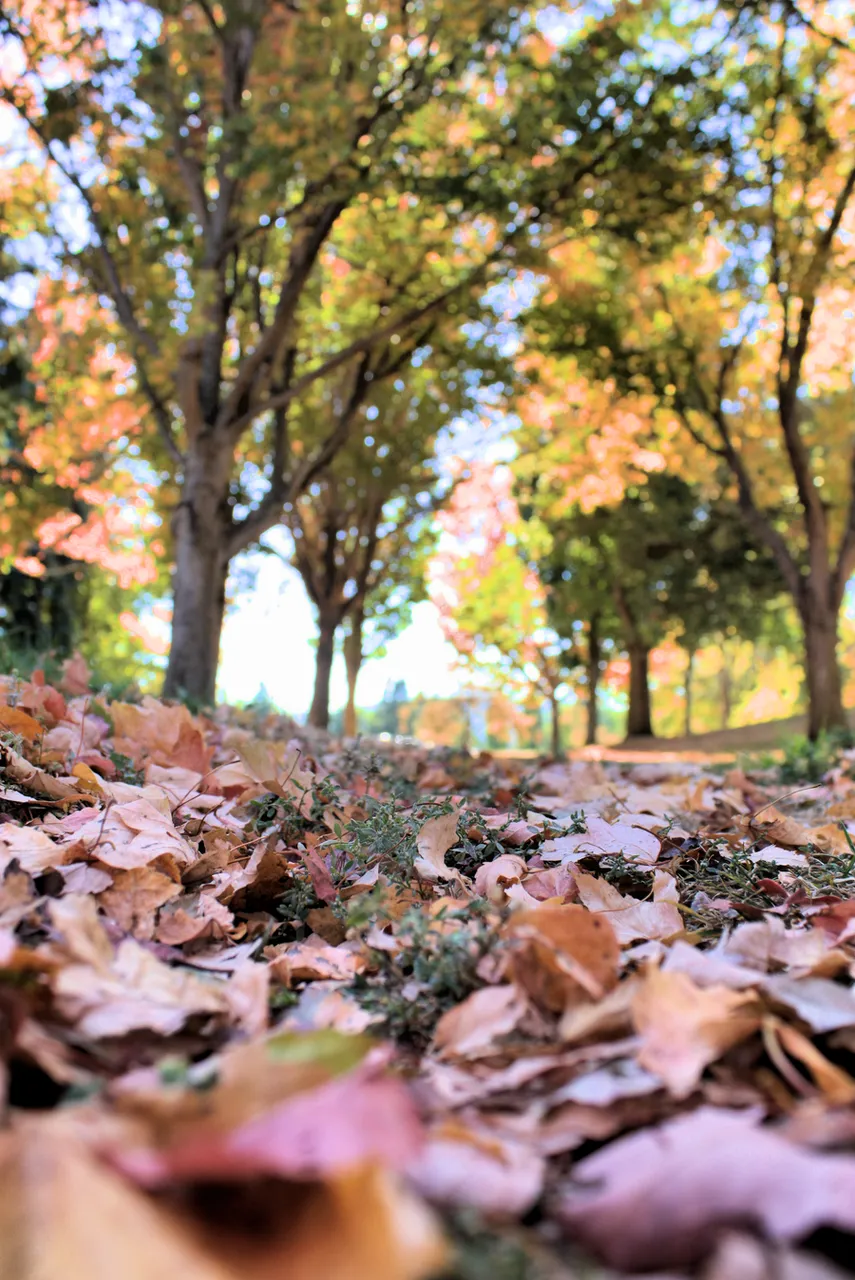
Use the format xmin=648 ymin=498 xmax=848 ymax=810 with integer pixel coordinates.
xmin=719 ymin=649 xmax=732 ymax=730
xmin=626 ymin=645 xmax=653 ymax=738
xmin=343 ymin=613 xmax=363 ymax=738
xmin=585 ymin=616 xmax=601 ymax=747
xmin=801 ymin=607 xmax=847 ymax=739
xmin=163 ymin=443 xmax=231 ymax=705
xmin=309 ymin=614 xmax=337 ymax=730
xmin=548 ymin=692 xmax=561 ymax=758
xmin=684 ymin=648 xmax=695 ymax=738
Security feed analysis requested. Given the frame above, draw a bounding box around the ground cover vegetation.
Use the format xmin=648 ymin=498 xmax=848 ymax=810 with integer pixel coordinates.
xmin=0 ymin=669 xmax=855 ymax=1275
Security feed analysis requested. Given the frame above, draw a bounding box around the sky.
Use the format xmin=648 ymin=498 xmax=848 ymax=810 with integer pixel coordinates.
xmin=217 ymin=556 xmax=462 ymax=717
xmin=216 ymin=407 xmax=519 ymax=719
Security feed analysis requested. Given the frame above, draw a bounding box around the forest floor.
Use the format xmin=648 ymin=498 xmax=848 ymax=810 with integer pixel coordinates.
xmin=3 ymin=665 xmax=855 ymax=1278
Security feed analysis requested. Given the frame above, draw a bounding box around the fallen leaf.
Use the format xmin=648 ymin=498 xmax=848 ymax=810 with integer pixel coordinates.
xmin=474 ymin=854 xmax=528 ymax=904
xmin=574 ymin=870 xmax=683 ymax=944
xmin=0 ymin=1123 xmax=233 ymax=1280
xmin=407 ymin=1119 xmax=544 ymax=1218
xmin=0 ymin=706 xmax=44 ymax=744
xmin=433 ymin=984 xmax=529 ymax=1059
xmin=98 ymin=867 xmax=182 ymax=940
xmin=505 ymin=903 xmax=620 ymax=1012
xmin=116 ymin=1057 xmax=422 ymax=1184
xmin=632 ymin=968 xmax=761 ymax=1098
xmin=558 ymin=1106 xmax=855 ymax=1269
xmin=413 ymin=810 xmax=461 ymax=882
xmin=762 ymin=974 xmax=855 ymax=1033
xmin=541 ymin=816 xmax=661 ymax=865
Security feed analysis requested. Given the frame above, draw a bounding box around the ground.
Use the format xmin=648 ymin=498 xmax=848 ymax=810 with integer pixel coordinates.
xmin=2 ymin=671 xmax=855 ymax=1278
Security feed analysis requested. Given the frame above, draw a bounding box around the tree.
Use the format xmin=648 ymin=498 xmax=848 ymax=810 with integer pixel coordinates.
xmin=430 ymin=463 xmax=576 ymax=756
xmin=524 ymin=8 xmax=855 ymax=737
xmin=1 ymin=0 xmax=734 ymax=703
xmin=282 ymin=336 xmax=469 ymax=729
xmin=340 ymin=520 xmax=434 ymax=739
xmin=530 ymin=474 xmax=787 ymax=739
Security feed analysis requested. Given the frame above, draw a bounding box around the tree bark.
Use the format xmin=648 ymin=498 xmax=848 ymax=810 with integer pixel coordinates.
xmin=163 ymin=442 xmax=232 ymax=705
xmin=585 ymin=617 xmax=601 ymax=747
xmin=548 ymin=693 xmax=561 ymax=758
xmin=343 ymin=613 xmax=363 ymax=738
xmin=801 ymin=607 xmax=847 ymax=739
xmin=684 ymin=648 xmax=695 ymax=738
xmin=719 ymin=650 xmax=732 ymax=730
xmin=626 ymin=645 xmax=653 ymax=738
xmin=309 ymin=614 xmax=337 ymax=730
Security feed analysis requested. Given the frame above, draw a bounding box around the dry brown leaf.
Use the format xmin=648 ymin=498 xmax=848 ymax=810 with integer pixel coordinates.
xmin=723 ymin=917 xmax=836 ymax=973
xmin=0 ymin=706 xmax=44 ymax=744
xmin=433 ymin=984 xmax=529 ymax=1059
xmin=98 ymin=866 xmax=182 ymax=940
xmin=265 ymin=937 xmax=366 ymax=985
xmin=574 ymin=869 xmax=683 ymax=944
xmin=473 ymin=853 xmax=528 ymax=904
xmin=749 ymin=808 xmax=852 ymax=857
xmin=111 ymin=698 xmax=213 ymax=773
xmin=413 ymin=809 xmax=462 ymax=882
xmin=0 ymin=1123 xmax=233 ymax=1280
xmin=505 ymin=903 xmax=620 ymax=1012
xmin=632 ymin=968 xmax=762 ymax=1098
xmin=772 ymin=1020 xmax=855 ymax=1104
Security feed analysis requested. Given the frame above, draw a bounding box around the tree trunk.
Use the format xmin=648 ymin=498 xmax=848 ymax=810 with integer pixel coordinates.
xmin=684 ymin=648 xmax=695 ymax=738
xmin=548 ymin=693 xmax=561 ymax=758
xmin=802 ymin=609 xmax=847 ymax=739
xmin=343 ymin=613 xmax=363 ymax=738
xmin=309 ymin=614 xmax=337 ymax=730
xmin=585 ymin=618 xmax=601 ymax=747
xmin=719 ymin=651 xmax=732 ymax=730
xmin=626 ymin=645 xmax=653 ymax=738
xmin=163 ymin=444 xmax=232 ymax=705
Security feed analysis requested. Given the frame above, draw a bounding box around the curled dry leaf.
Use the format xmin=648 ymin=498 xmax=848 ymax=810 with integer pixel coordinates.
xmin=505 ymin=903 xmax=620 ymax=1012
xmin=265 ymin=937 xmax=366 ymax=985
xmin=473 ymin=853 xmax=528 ymax=904
xmin=748 ymin=808 xmax=852 ymax=858
xmin=722 ymin=917 xmax=836 ymax=973
xmin=413 ymin=809 xmax=462 ymax=883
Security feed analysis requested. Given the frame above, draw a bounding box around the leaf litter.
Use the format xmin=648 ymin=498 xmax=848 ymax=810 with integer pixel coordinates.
xmin=5 ymin=671 xmax=855 ymax=1276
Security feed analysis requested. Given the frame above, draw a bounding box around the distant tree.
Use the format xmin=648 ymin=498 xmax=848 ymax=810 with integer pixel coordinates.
xmin=431 ymin=464 xmax=577 ymax=756
xmin=522 ymin=7 xmax=855 ymax=737
xmin=531 ymin=475 xmax=787 ymax=739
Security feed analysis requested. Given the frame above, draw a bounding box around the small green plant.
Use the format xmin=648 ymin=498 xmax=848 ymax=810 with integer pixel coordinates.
xmin=567 ymin=809 xmax=587 ymax=834
xmin=355 ymin=900 xmax=497 ymax=1045
xmin=338 ymin=795 xmax=455 ymax=885
xmin=108 ymin=749 xmax=145 ymax=786
xmin=778 ymin=729 xmax=853 ymax=785
xmin=249 ymin=775 xmax=338 ymax=841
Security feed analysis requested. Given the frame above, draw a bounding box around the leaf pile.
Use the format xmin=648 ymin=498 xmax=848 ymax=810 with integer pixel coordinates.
xmin=4 ymin=668 xmax=855 ymax=1277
